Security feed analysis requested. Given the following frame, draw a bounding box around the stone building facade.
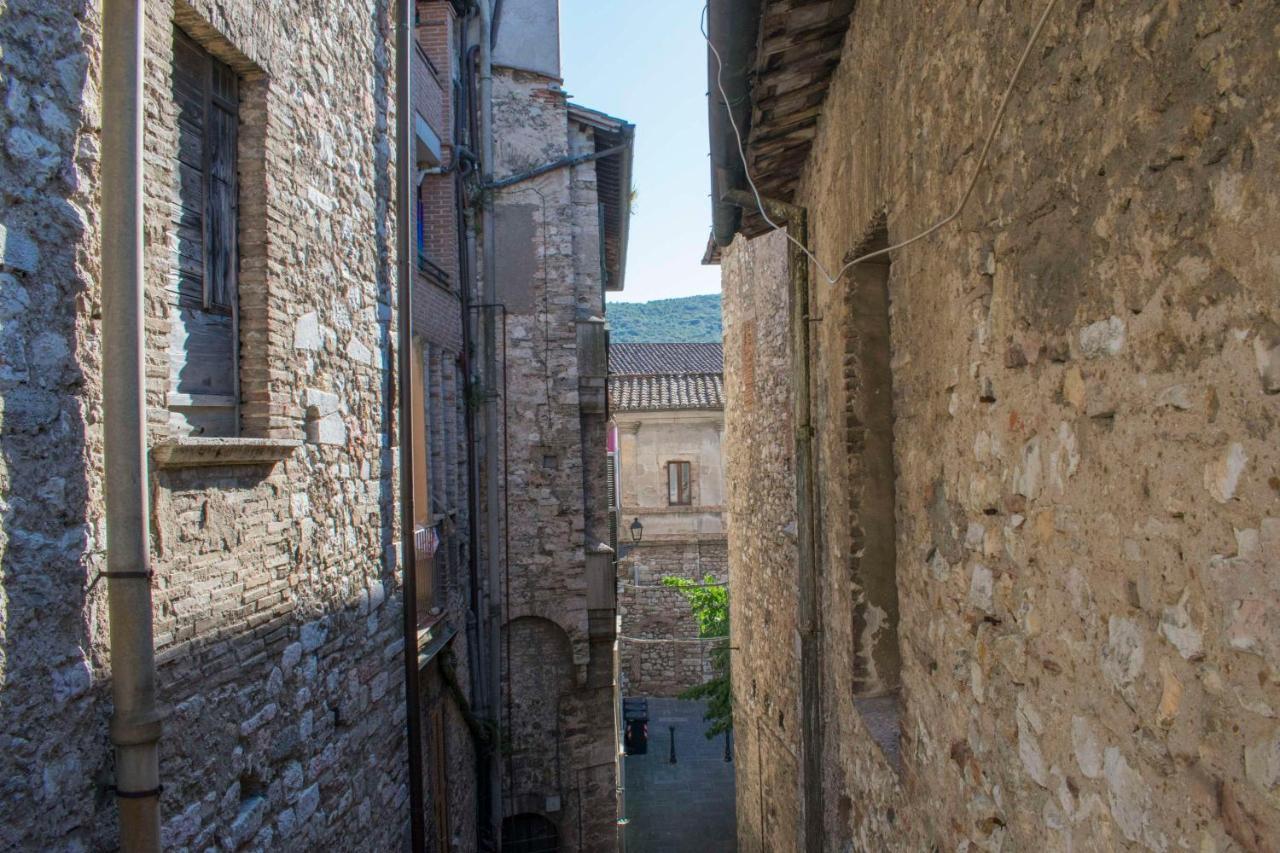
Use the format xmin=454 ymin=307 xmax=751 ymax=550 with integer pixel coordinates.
xmin=708 ymin=1 xmax=1280 ymax=851
xmin=407 ymin=4 xmax=482 ymax=851
xmin=0 ymin=0 xmax=429 ymax=849
xmin=610 ymin=343 xmax=727 ymax=697
xmin=487 ymin=1 xmax=634 ymax=848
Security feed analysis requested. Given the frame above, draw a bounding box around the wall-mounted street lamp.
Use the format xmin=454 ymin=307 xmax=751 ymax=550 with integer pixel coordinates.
xmin=629 ymin=517 xmax=644 ymax=544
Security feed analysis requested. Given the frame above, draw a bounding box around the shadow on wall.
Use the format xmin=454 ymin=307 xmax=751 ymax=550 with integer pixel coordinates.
xmin=0 ymin=0 xmax=410 ymax=849
xmin=0 ymin=1 xmax=110 ymax=850
xmin=370 ymin=0 xmax=395 ymax=599
xmin=503 ymin=615 xmax=574 ymax=812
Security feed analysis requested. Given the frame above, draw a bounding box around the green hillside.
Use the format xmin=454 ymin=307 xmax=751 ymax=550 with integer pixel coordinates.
xmin=606 ymin=294 xmax=723 ymax=343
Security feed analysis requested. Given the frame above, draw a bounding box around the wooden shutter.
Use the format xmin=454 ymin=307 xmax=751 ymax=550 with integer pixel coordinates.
xmin=430 ymin=708 xmax=449 ymax=852
xmin=205 ymin=59 xmax=238 ymax=311
xmin=169 ymin=29 xmax=239 ymax=436
xmin=667 ymin=461 xmax=691 ymax=505
xmin=606 ymin=452 xmax=618 ymax=557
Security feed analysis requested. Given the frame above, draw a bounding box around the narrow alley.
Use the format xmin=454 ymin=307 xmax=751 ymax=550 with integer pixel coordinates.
xmin=0 ymin=0 xmax=1277 ymax=851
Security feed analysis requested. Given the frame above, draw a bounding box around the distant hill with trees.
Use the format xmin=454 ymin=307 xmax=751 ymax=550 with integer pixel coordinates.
xmin=606 ymin=294 xmax=723 ymax=343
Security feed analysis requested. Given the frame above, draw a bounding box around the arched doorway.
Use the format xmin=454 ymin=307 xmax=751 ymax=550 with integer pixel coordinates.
xmin=502 ymin=813 xmax=559 ymax=853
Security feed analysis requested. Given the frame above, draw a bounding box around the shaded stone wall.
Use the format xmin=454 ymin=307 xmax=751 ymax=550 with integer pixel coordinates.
xmin=720 ymin=229 xmax=805 ymax=853
xmin=618 ymin=539 xmax=727 ymax=697
xmin=0 ymin=0 xmax=482 ymax=849
xmin=490 ymin=65 xmax=617 ymax=853
xmin=722 ymin=2 xmax=1280 ymax=851
xmin=0 ymin=2 xmax=109 ymax=849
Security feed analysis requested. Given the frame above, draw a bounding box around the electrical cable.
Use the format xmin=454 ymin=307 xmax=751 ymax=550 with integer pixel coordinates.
xmin=618 ymin=580 xmax=727 ymax=590
xmin=703 ymin=0 xmax=1062 ymax=282
xmin=619 ymin=635 xmax=730 ymax=644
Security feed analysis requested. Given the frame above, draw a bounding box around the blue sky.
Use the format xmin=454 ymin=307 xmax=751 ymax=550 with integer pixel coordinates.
xmin=561 ymin=0 xmax=721 ymax=304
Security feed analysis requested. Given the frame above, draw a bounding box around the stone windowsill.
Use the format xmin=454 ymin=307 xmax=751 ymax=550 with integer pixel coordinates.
xmin=151 ymin=437 xmax=302 ymax=469
xmin=416 ymin=621 xmax=457 ymax=670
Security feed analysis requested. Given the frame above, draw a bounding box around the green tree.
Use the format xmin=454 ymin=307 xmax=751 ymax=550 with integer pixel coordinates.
xmin=662 ymin=575 xmax=731 ymax=738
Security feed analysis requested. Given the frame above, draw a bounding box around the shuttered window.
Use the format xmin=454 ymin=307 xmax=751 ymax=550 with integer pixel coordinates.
xmin=169 ymin=28 xmax=240 ymax=436
xmin=606 ymin=451 xmax=619 ymax=556
xmin=667 ymin=461 xmax=692 ymax=506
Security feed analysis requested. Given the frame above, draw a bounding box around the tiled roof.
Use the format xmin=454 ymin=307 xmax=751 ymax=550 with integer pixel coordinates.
xmin=608 ymin=343 xmax=723 ymax=375
xmin=609 ymin=373 xmax=724 ymax=412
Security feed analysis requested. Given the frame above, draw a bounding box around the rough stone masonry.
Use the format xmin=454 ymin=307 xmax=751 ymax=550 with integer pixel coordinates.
xmin=0 ymin=1 xmax=417 ymax=848
xmin=718 ymin=2 xmax=1280 ymax=851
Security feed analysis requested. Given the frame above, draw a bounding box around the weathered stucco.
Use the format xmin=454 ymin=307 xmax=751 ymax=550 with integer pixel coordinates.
xmin=722 ymin=2 xmax=1280 ymax=851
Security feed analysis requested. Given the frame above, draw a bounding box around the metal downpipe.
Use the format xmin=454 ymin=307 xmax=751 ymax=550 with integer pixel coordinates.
xmin=476 ymin=0 xmax=505 ymax=843
xmin=394 ymin=0 xmax=427 ymax=850
xmin=101 ymin=1 xmax=163 ymax=849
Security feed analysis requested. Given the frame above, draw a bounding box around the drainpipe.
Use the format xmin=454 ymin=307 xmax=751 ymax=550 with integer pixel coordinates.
xmin=724 ymin=189 xmax=824 ymax=851
xmin=101 ymin=1 xmax=163 ymax=849
xmin=395 ymin=0 xmax=427 ymax=850
xmin=454 ymin=5 xmax=495 ymax=844
xmin=476 ymin=0 xmax=504 ymax=843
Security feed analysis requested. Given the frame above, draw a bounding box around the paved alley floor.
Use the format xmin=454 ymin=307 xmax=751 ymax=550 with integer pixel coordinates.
xmin=622 ymin=697 xmax=737 ymax=853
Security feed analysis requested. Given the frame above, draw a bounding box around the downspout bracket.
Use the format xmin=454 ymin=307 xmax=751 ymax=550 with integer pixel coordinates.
xmin=111 ymin=785 xmax=165 ymax=800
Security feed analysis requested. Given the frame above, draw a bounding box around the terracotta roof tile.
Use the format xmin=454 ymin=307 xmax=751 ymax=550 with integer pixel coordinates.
xmin=608 ymin=343 xmax=723 ymax=375
xmin=609 ymin=373 xmax=724 ymax=412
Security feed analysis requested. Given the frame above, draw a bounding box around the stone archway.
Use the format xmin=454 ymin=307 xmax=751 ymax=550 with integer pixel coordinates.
xmin=502 ymin=616 xmax=574 ymax=803
xmin=501 ymin=812 xmax=559 ymax=853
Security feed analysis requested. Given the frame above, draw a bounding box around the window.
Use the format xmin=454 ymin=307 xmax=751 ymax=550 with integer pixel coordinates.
xmin=412 ymin=340 xmax=446 ymax=626
xmin=667 ymin=461 xmax=692 ymax=506
xmin=416 ymin=188 xmax=427 ymax=266
xmin=169 ymin=27 xmax=240 ymax=436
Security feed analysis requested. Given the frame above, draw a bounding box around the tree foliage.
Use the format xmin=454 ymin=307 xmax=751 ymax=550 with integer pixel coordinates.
xmin=606 ymin=294 xmax=722 ymax=343
xmin=662 ymin=574 xmax=732 ymax=738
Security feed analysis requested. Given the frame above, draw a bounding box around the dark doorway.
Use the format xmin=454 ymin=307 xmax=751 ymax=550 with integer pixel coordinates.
xmin=502 ymin=813 xmax=559 ymax=853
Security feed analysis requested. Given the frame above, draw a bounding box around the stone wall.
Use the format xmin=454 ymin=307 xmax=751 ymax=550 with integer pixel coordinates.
xmin=618 ymin=539 xmax=727 ymax=697
xmin=722 ymin=2 xmax=1280 ymax=851
xmin=490 ymin=65 xmax=617 ymax=853
xmin=613 ymin=406 xmax=727 ymax=697
xmin=0 ymin=0 xmax=481 ymax=849
xmin=720 ymin=229 xmax=806 ymax=853
xmin=0 ymin=2 xmax=110 ymax=849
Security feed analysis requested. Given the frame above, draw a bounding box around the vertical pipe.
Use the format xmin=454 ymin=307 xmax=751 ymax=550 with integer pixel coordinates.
xmin=101 ymin=2 xmax=163 ymax=850
xmin=454 ymin=8 xmax=493 ymax=843
xmin=476 ymin=0 xmax=504 ymax=843
xmin=787 ymin=208 xmax=825 ymax=853
xmin=395 ymin=0 xmax=426 ymax=850
xmin=613 ymin=635 xmax=626 ymax=853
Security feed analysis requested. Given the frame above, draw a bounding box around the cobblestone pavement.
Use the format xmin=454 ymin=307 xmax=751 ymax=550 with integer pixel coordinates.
xmin=622 ymin=698 xmax=737 ymax=852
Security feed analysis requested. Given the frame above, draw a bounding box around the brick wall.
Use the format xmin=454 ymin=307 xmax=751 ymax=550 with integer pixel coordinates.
xmin=412 ymin=3 xmax=461 ymax=354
